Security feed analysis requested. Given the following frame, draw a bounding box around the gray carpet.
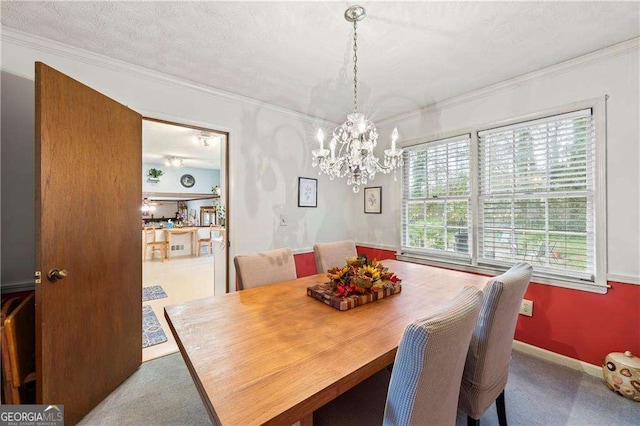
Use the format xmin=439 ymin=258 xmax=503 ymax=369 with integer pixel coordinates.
xmin=80 ymin=350 xmax=638 ymax=426
xmin=78 ymin=353 xmax=211 ymax=426
xmin=454 ymin=351 xmax=639 ymax=425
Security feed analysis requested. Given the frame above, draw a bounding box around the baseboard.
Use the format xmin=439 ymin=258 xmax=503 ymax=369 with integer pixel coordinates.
xmin=1 ymin=280 xmax=35 ymax=294
xmin=512 ymin=340 xmax=602 ymax=378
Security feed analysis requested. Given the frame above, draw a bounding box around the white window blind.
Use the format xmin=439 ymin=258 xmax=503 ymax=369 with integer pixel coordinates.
xmin=402 ymin=134 xmax=471 ymax=260
xmin=477 ymin=109 xmax=596 ymax=281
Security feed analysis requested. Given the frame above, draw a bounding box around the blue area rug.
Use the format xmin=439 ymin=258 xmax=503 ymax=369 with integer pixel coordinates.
xmin=142 ymin=305 xmax=168 ymax=349
xmin=142 ymin=285 xmax=168 ymax=302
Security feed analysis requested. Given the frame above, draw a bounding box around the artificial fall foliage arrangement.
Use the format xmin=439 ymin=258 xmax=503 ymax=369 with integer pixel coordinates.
xmin=326 ymin=256 xmax=402 ymax=297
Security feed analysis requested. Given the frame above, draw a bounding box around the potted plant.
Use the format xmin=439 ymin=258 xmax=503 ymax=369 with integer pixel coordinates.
xmin=148 ymin=168 xmax=163 ymax=182
xmin=217 ymin=206 xmax=226 ymax=227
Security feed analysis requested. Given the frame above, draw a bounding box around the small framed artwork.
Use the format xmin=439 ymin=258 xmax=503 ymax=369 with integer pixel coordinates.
xmin=298 ymin=177 xmax=318 ymax=208
xmin=364 ymin=186 xmax=382 ymax=214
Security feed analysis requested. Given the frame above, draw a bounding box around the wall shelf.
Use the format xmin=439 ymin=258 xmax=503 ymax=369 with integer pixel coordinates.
xmin=142 ymin=192 xmax=219 ymax=201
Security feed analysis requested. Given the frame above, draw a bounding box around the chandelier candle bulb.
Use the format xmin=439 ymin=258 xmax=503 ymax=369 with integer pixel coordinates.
xmin=391 ymin=127 xmax=398 ymax=152
xmin=317 ymin=129 xmax=324 ymax=151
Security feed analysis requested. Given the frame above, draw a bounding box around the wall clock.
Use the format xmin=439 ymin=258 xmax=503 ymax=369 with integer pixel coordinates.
xmin=180 ymin=174 xmax=195 ymax=188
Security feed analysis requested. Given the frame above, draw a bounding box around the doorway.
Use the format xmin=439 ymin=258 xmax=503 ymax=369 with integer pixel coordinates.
xmin=141 ymin=118 xmax=229 ymax=361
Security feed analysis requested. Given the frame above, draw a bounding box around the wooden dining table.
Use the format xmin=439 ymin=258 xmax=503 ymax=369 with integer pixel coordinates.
xmin=164 ymin=259 xmax=490 ymax=426
xmin=163 ymin=227 xmax=199 ymax=259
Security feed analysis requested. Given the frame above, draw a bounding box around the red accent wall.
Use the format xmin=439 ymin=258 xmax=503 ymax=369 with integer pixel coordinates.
xmin=356 ymin=246 xmax=398 ymax=261
xmin=351 ymin=245 xmax=640 ymax=367
xmin=517 ymin=280 xmax=640 ymax=366
xmin=294 ymin=252 xmax=318 ymax=278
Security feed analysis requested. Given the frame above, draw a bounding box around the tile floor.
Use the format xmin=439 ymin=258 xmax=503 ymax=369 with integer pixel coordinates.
xmin=142 ymin=254 xmax=215 ymax=362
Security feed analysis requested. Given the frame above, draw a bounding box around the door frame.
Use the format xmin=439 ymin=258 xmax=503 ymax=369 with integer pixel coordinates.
xmin=142 ymin=115 xmax=231 ymax=294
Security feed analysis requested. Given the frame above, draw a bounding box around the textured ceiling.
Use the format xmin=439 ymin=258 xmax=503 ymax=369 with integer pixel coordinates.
xmin=143 ymin=120 xmax=223 ymax=170
xmin=2 ymin=2 xmax=639 ymax=123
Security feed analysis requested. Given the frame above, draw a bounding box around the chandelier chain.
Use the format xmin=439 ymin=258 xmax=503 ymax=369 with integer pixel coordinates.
xmin=312 ymin=6 xmax=403 ymax=193
xmin=353 ymin=20 xmax=358 ymax=114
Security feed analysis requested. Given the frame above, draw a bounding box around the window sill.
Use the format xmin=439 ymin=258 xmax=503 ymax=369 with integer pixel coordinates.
xmin=396 ymin=253 xmax=609 ymax=294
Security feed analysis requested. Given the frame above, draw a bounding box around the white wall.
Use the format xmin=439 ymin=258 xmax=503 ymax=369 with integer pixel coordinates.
xmin=0 ymin=29 xmax=355 ymax=291
xmin=1 ymin=66 xmax=35 ymax=289
xmin=142 ymin=162 xmax=220 ymax=194
xmin=356 ymin=40 xmax=640 ymax=282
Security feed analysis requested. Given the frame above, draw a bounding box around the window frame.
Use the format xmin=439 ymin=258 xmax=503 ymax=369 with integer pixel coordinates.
xmin=402 ymin=133 xmax=473 ymax=261
xmin=398 ymin=97 xmax=608 ymax=293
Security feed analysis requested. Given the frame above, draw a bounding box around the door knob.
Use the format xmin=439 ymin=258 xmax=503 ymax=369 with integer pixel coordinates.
xmin=47 ymin=269 xmax=68 ymax=282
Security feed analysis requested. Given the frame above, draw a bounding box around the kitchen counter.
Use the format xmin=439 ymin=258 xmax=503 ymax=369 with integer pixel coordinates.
xmin=143 ymin=227 xmax=225 ymax=259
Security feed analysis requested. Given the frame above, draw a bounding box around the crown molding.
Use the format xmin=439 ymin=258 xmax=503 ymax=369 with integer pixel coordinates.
xmin=3 ymin=27 xmax=637 ymax=131
xmin=379 ymin=37 xmax=640 ymax=126
xmin=0 ymin=26 xmax=338 ymax=127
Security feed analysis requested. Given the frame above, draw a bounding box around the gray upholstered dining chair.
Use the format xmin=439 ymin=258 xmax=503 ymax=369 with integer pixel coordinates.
xmin=314 ymin=286 xmax=484 ymax=426
xmin=459 ymin=262 xmax=533 ymax=426
xmin=313 ymin=240 xmax=357 ymax=273
xmin=233 ymin=247 xmax=297 ymax=290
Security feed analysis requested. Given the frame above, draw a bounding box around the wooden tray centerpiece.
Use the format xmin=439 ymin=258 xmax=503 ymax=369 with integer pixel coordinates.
xmin=307 ymin=256 xmax=402 ymax=311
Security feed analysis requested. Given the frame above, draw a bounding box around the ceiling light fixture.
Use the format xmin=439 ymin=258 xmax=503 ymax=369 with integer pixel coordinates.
xmin=164 ymin=157 xmax=184 ymax=167
xmin=196 ymin=131 xmax=216 ymax=147
xmin=141 ymin=199 xmax=157 ymax=212
xmin=312 ymin=5 xmax=403 ymax=193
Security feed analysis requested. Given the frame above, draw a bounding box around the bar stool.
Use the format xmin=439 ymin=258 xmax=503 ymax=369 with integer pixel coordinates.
xmin=197 ymin=225 xmax=215 ymax=256
xmin=143 ymin=227 xmax=168 ymax=262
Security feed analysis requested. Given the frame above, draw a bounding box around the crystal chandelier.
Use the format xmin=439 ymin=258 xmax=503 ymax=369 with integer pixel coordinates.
xmin=312 ymin=5 xmax=403 ymax=193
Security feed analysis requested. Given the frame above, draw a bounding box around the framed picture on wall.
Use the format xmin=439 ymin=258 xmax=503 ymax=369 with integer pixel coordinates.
xmin=364 ymin=186 xmax=382 ymax=214
xmin=298 ymin=177 xmax=317 ymax=207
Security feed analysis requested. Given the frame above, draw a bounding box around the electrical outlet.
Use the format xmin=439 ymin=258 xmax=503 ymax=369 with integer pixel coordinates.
xmin=280 ymin=213 xmax=287 ymax=226
xmin=520 ymin=299 xmax=533 ymax=317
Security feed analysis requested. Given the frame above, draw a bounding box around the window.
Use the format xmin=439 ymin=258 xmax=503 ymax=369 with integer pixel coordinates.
xmin=478 ymin=109 xmax=595 ymax=282
xmin=400 ymin=106 xmax=603 ymax=290
xmin=402 ymin=134 xmax=471 ymax=260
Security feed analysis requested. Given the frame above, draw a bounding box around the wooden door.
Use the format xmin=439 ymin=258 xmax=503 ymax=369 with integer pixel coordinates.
xmin=35 ymin=63 xmax=142 ymax=424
